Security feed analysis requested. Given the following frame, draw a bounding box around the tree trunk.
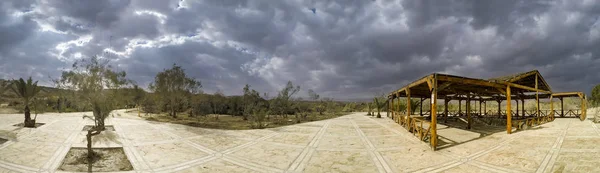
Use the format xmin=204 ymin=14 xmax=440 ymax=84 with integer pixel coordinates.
xmin=24 ymin=105 xmax=35 ymax=128
xmin=86 ymin=128 xmax=102 ymax=173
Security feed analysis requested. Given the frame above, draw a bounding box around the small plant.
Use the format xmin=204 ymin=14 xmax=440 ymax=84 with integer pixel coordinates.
xmin=367 ymin=103 xmax=372 ymax=116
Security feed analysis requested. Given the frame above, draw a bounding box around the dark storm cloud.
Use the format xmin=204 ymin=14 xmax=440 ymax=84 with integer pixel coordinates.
xmin=1 ymin=0 xmax=599 ymax=100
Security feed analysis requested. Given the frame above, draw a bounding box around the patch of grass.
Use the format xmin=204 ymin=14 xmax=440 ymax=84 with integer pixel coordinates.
xmin=143 ymin=112 xmax=349 ymax=130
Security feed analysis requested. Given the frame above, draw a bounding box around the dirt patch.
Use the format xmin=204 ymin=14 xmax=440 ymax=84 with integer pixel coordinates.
xmin=58 ymin=147 xmax=133 ymax=172
xmin=12 ymin=123 xmax=45 ymax=128
xmin=82 ymin=125 xmax=115 ymax=131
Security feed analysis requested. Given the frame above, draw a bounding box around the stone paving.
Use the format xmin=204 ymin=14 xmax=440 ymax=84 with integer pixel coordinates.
xmin=0 ymin=111 xmax=599 ymax=173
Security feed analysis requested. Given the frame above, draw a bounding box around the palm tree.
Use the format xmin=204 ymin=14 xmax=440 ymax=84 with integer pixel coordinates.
xmin=373 ymin=97 xmax=388 ymax=118
xmin=10 ymin=77 xmax=42 ymax=128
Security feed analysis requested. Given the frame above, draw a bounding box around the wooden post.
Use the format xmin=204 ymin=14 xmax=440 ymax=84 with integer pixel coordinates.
xmin=458 ymin=99 xmax=462 ymax=116
xmin=581 ymin=95 xmax=586 ymax=121
xmin=466 ymin=93 xmax=471 ymax=129
xmin=420 ymin=98 xmax=424 ymax=116
xmin=535 ymin=74 xmax=539 ymax=116
xmin=431 ymin=75 xmax=438 ymax=150
xmin=444 ymin=98 xmax=449 ymax=123
xmin=497 ymin=99 xmax=502 ymax=117
xmin=515 ymin=97 xmax=519 ymax=117
xmin=560 ymin=97 xmax=564 ymax=117
xmin=397 ymin=96 xmax=401 ymax=121
xmin=522 ymin=99 xmax=525 ymax=117
xmin=483 ymin=101 xmax=486 ymax=115
xmin=390 ymin=97 xmax=394 ymax=118
xmin=506 ymin=85 xmax=512 ymax=134
xmin=406 ymin=89 xmax=411 ymax=117
xmin=479 ymin=99 xmax=482 ymax=116
xmin=550 ymin=95 xmax=554 ymax=118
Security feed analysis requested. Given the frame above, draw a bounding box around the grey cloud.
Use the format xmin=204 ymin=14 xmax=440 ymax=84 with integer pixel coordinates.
xmin=1 ymin=0 xmax=600 ymax=100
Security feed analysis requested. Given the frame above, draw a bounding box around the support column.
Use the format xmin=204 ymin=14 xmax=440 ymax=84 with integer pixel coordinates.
xmin=507 ymin=85 xmax=512 ymax=134
xmin=536 ymin=74 xmax=539 ymax=116
xmin=406 ymin=89 xmax=411 ymax=118
xmin=479 ymin=99 xmax=482 ymax=116
xmin=458 ymin=99 xmax=462 ymax=116
xmin=497 ymin=99 xmax=502 ymax=118
xmin=522 ymin=99 xmax=525 ymax=117
xmin=390 ymin=96 xmax=394 ymax=119
xmin=467 ymin=93 xmax=471 ymax=129
xmin=560 ymin=97 xmax=564 ymax=117
xmin=550 ymin=95 xmax=554 ymax=118
xmin=396 ymin=95 xmax=400 ymax=121
xmin=444 ymin=98 xmax=449 ymax=123
xmin=484 ymin=101 xmax=487 ymax=116
xmin=581 ymin=95 xmax=586 ymax=121
xmin=516 ymin=97 xmax=519 ymax=117
xmin=420 ymin=98 xmax=424 ymax=116
xmin=431 ymin=75 xmax=438 ymax=150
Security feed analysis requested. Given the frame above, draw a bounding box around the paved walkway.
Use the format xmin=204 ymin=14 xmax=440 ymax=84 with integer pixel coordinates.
xmin=0 ymin=111 xmax=599 ymax=173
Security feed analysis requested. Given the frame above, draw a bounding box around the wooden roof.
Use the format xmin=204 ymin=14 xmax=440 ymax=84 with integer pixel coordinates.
xmin=388 ymin=70 xmax=556 ymax=99
xmin=487 ymin=70 xmax=551 ymax=92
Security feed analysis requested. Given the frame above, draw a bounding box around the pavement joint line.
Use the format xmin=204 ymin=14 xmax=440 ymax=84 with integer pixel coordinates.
xmin=289 ymin=120 xmax=330 ymax=172
xmin=152 ymin=155 xmax=216 ymax=172
xmin=183 ymin=139 xmax=217 ymax=155
xmin=222 ymin=154 xmax=280 ymax=173
xmin=222 ymin=132 xmax=279 ymax=155
xmin=537 ymin=120 xmax=570 ymax=173
xmin=0 ymin=160 xmax=39 ymax=172
xmin=113 ymin=118 xmax=152 ymax=171
xmin=411 ymin=160 xmax=462 ymax=173
xmin=44 ymin=117 xmax=88 ymax=171
xmin=469 ymin=160 xmax=521 ymax=173
xmin=351 ymin=116 xmax=392 ymax=173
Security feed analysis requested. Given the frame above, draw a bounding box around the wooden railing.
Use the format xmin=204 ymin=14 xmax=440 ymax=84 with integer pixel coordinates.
xmin=392 ymin=112 xmax=431 ymax=142
xmin=511 ymin=114 xmax=555 ymax=130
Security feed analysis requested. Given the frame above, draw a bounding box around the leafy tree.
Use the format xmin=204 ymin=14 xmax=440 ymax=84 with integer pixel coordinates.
xmin=307 ymin=89 xmax=325 ymax=115
xmin=10 ymin=77 xmax=42 ymax=127
xmin=56 ymin=56 xmax=129 ymax=172
xmin=132 ymin=84 xmax=145 ymax=116
xmin=591 ymin=84 xmax=600 ymax=122
xmin=149 ymin=64 xmax=201 ymax=118
xmin=243 ymin=84 xmax=265 ymax=120
xmin=272 ymin=81 xmax=300 ymax=119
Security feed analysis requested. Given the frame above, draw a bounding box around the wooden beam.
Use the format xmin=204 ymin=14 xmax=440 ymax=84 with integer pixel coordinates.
xmin=507 ymin=85 xmax=512 ymax=134
xmin=505 ymin=82 xmax=551 ymax=93
xmin=437 ymin=82 xmax=452 ymax=92
xmin=508 ymin=70 xmax=538 ymax=83
xmin=391 ymin=75 xmax=433 ymax=96
xmin=496 ymin=87 xmax=507 ymax=95
xmin=426 ymin=77 xmax=433 ymax=91
xmin=552 ymin=92 xmax=582 ymax=97
xmin=437 ymin=75 xmax=505 ymax=88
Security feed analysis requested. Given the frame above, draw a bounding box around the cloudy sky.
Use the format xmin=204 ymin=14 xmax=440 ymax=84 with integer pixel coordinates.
xmin=1 ymin=0 xmax=599 ymax=100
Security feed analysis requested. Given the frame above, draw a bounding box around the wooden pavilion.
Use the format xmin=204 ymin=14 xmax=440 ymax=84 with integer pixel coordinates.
xmin=386 ymin=70 xmax=587 ymax=150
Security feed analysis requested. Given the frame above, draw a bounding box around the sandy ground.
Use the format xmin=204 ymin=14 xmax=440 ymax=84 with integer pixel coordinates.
xmin=0 ymin=110 xmax=598 ymax=173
